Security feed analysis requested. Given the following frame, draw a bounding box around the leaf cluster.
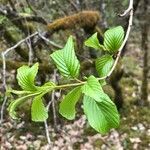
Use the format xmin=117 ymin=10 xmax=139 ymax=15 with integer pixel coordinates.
xmin=8 ymin=26 xmax=124 ymax=134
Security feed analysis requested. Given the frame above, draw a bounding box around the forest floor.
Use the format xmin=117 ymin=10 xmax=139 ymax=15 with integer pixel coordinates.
xmin=1 ymin=105 xmax=150 ymax=150
xmin=1 ymin=39 xmax=150 ymax=150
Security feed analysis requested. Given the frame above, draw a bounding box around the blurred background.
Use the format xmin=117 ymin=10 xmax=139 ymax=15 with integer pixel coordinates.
xmin=0 ymin=0 xmax=150 ymax=149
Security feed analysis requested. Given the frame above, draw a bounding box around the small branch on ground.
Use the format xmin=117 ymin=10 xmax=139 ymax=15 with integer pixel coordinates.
xmin=44 ymin=120 xmax=51 ymax=145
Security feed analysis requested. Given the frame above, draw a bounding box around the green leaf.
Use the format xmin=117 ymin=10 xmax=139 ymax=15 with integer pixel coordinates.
xmin=63 ymin=36 xmax=80 ymax=77
xmin=31 ymin=94 xmax=48 ymax=122
xmin=50 ymin=36 xmax=80 ymax=78
xmin=17 ymin=63 xmax=39 ymax=91
xmin=82 ymin=75 xmax=105 ymax=102
xmin=8 ymin=92 xmax=40 ymax=120
xmin=51 ymin=50 xmax=69 ymax=77
xmin=95 ymin=54 xmax=114 ymax=77
xmin=83 ymin=95 xmax=120 ymax=134
xmin=8 ymin=81 xmax=55 ymax=121
xmin=104 ymin=26 xmax=124 ymax=53
xmin=84 ymin=33 xmax=105 ymax=50
xmin=59 ymin=86 xmax=82 ymax=120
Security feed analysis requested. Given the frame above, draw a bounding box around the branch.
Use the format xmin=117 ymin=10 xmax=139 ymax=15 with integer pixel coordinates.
xmin=51 ymin=70 xmax=58 ymax=132
xmin=26 ymin=38 xmax=34 ymax=65
xmin=44 ymin=70 xmax=57 ymax=144
xmin=44 ymin=120 xmax=51 ymax=144
xmin=1 ymin=25 xmax=29 ymax=60
xmin=3 ymin=32 xmax=38 ymax=56
xmin=0 ymin=53 xmax=7 ymax=124
xmin=0 ymin=96 xmax=7 ymax=124
xmin=98 ymin=0 xmax=133 ymax=80
xmin=38 ymin=32 xmax=63 ymax=49
xmin=119 ymin=0 xmax=133 ymax=17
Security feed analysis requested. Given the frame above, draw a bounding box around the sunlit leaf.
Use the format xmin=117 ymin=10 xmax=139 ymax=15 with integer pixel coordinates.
xmin=95 ymin=54 xmax=114 ymax=77
xmin=83 ymin=95 xmax=119 ymax=134
xmin=82 ymin=75 xmax=104 ymax=102
xmin=8 ymin=92 xmax=40 ymax=120
xmin=50 ymin=36 xmax=80 ymax=78
xmin=59 ymin=86 xmax=82 ymax=120
xmin=104 ymin=26 xmax=124 ymax=53
xmin=50 ymin=50 xmax=69 ymax=77
xmin=17 ymin=63 xmax=39 ymax=91
xmin=31 ymin=94 xmax=48 ymax=122
xmin=85 ymin=33 xmax=105 ymax=50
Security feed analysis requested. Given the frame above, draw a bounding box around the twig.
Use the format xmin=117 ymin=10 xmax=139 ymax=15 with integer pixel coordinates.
xmin=44 ymin=70 xmax=58 ymax=145
xmin=46 ymin=101 xmax=52 ymax=111
xmin=1 ymin=52 xmax=6 ymax=90
xmin=38 ymin=32 xmax=63 ymax=49
xmin=0 ymin=52 xmax=7 ymax=124
xmin=44 ymin=99 xmax=52 ymax=145
xmin=119 ymin=0 xmax=133 ymax=17
xmin=51 ymin=70 xmax=58 ymax=132
xmin=98 ymin=0 xmax=133 ymax=81
xmin=0 ymin=96 xmax=7 ymax=124
xmin=26 ymin=38 xmax=33 ymax=66
xmin=44 ymin=120 xmax=51 ymax=145
xmin=3 ymin=32 xmax=38 ymax=56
